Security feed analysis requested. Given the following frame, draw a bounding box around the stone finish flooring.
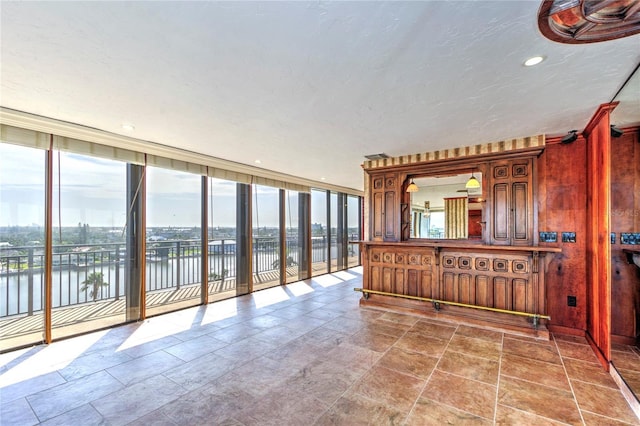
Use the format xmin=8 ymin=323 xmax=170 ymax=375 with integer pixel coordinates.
xmin=1 ymin=267 xmax=638 ymax=425
xmin=613 ymin=342 xmax=640 ymax=404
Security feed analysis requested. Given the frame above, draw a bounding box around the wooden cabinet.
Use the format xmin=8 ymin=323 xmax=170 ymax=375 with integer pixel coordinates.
xmin=488 ymin=159 xmax=534 ymax=246
xmin=367 ymin=246 xmax=435 ymax=298
xmin=371 ymin=173 xmax=399 ymax=241
xmin=361 ymin=241 xmax=559 ymax=338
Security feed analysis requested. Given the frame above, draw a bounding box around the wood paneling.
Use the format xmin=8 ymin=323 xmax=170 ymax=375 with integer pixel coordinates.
xmin=611 ymin=129 xmax=640 ymax=343
xmin=537 ymin=137 xmax=588 ymax=332
xmin=584 ymin=103 xmax=616 ymax=368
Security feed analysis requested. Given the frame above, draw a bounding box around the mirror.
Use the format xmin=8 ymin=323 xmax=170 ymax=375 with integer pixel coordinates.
xmin=610 ymin=64 xmax=640 ymax=400
xmin=408 ymin=172 xmax=483 ymax=239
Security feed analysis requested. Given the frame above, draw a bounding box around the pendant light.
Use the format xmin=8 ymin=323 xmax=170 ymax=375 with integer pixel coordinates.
xmin=465 ymin=173 xmax=480 ymax=189
xmin=406 ymin=179 xmax=419 ymax=192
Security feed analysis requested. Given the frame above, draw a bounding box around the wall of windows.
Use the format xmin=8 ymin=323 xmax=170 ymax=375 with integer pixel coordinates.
xmin=0 ymin=122 xmax=362 ymax=352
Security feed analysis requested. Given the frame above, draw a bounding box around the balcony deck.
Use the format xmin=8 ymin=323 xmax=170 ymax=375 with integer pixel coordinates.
xmin=0 ymin=261 xmax=351 ymax=351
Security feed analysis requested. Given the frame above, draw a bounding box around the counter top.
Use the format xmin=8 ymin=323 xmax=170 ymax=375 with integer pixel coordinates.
xmin=354 ymin=240 xmax=562 ymax=253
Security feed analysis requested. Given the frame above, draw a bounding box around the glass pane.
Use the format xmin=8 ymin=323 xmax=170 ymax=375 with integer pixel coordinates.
xmin=252 ymin=185 xmax=280 ymax=291
xmin=285 ymin=191 xmax=300 ymax=283
xmin=51 ymin=151 xmax=127 ymax=340
xmin=146 ymin=167 xmax=201 ymax=315
xmin=208 ymin=177 xmax=237 ymax=301
xmin=311 ymin=189 xmax=328 ymax=277
xmin=347 ymin=195 xmax=361 ymax=268
xmin=330 ymin=192 xmax=339 ymax=271
xmin=0 ymin=144 xmax=46 ymax=350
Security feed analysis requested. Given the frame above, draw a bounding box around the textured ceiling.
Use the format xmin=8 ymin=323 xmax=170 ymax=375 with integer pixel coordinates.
xmin=1 ymin=1 xmax=639 ymax=191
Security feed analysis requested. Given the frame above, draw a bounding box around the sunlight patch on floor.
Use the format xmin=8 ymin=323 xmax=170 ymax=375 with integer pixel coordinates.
xmin=333 ymin=270 xmax=358 ymax=282
xmin=311 ymin=274 xmax=344 ymax=288
xmin=117 ymin=307 xmax=199 ymax=351
xmin=0 ymin=329 xmax=108 ymax=386
xmin=285 ymin=281 xmax=315 ymax=297
xmin=252 ymin=286 xmax=290 ymax=309
xmin=200 ymin=300 xmax=239 ymax=326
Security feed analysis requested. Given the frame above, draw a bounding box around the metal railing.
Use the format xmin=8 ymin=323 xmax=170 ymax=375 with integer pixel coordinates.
xmin=1 ymin=236 xmax=342 ymax=318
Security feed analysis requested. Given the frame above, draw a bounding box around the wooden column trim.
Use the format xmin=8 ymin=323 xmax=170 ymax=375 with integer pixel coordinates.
xmin=585 ymin=102 xmax=615 ymax=369
xmin=583 ymin=102 xmax=619 ymax=137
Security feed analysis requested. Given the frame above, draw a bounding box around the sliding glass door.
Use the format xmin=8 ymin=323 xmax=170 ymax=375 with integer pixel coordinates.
xmin=146 ymin=166 xmax=202 ymax=315
xmin=0 ymin=143 xmax=46 ymax=349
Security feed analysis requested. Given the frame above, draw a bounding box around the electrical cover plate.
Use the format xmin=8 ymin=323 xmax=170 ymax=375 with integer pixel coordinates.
xmin=540 ymin=232 xmax=557 ymax=243
xmin=621 ymin=233 xmax=640 ymax=245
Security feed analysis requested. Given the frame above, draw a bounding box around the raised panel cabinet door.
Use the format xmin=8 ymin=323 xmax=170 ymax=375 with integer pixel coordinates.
xmin=406 ymin=268 xmax=419 ymax=297
xmin=395 ymin=268 xmax=406 ymax=295
xmin=512 ymin=278 xmax=532 ymax=313
xmin=420 ymin=269 xmax=433 ymax=299
xmin=372 ymin=191 xmax=384 ymax=240
xmin=382 ymin=267 xmax=394 ymax=294
xmin=458 ymin=273 xmax=473 ymax=304
xmin=512 ymin=182 xmax=529 ymax=243
xmin=489 ymin=158 xmax=534 ymax=246
xmin=493 ymin=182 xmax=510 ymax=243
xmin=384 ymin=190 xmax=397 ymax=240
xmin=370 ymin=265 xmax=381 ymax=292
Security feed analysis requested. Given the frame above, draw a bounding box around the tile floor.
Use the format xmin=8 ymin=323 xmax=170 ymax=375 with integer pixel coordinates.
xmin=1 ymin=267 xmax=638 ymax=425
xmin=613 ymin=342 xmax=640 ymax=401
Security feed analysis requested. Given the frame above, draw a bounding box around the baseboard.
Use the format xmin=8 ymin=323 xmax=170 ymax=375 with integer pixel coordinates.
xmin=547 ymin=324 xmax=585 ymax=337
xmin=610 ymin=362 xmax=640 ymax=421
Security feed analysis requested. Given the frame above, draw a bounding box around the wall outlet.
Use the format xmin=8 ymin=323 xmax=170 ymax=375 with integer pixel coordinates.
xmin=567 ymin=295 xmax=577 ymax=307
xmin=540 ymin=232 xmax=557 ymax=243
xmin=621 ymin=233 xmax=640 ymax=245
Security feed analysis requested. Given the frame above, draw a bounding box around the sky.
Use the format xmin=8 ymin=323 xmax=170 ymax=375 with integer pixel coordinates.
xmin=1 ymin=143 xmax=359 ymax=228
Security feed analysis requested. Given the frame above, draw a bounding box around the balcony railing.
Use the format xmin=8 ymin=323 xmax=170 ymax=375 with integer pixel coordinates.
xmin=0 ymin=235 xmax=361 ymax=319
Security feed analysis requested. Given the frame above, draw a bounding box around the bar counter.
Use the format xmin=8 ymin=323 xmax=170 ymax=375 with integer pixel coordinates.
xmin=358 ymin=240 xmax=561 ymax=339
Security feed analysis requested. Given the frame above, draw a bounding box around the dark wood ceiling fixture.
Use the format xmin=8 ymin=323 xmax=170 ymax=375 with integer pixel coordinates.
xmin=538 ymin=0 xmax=640 ymax=43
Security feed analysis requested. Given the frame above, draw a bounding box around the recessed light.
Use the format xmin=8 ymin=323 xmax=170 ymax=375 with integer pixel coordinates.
xmin=254 ymin=160 xmax=261 ymax=164
xmin=121 ymin=123 xmax=135 ymax=132
xmin=524 ymin=56 xmax=545 ymax=67
xmin=321 ymin=177 xmax=326 ymax=181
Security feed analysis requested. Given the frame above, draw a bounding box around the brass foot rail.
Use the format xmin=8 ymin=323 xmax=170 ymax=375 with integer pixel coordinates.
xmin=354 ymin=287 xmax=550 ymax=328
